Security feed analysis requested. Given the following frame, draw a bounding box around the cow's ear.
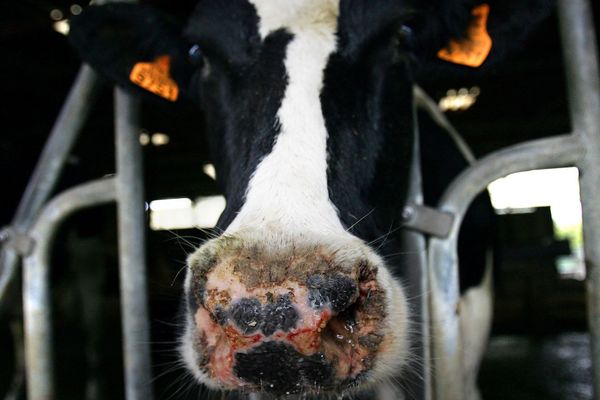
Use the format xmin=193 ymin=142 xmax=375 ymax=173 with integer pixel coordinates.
xmin=407 ymin=0 xmax=555 ymax=75
xmin=69 ymin=3 xmax=198 ymax=103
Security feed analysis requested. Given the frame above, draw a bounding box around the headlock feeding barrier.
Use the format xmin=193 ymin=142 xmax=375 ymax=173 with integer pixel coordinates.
xmin=0 ymin=0 xmax=598 ymax=399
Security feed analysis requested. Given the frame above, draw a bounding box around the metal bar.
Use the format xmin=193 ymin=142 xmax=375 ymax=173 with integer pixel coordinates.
xmin=114 ymin=89 xmax=154 ymax=400
xmin=23 ymin=178 xmax=116 ymax=400
xmin=408 ymin=99 xmax=432 ymax=400
xmin=413 ymin=86 xmax=476 ymax=165
xmin=429 ymin=134 xmax=582 ymax=400
xmin=380 ymin=99 xmax=431 ymax=400
xmin=0 ymin=65 xmax=101 ymax=305
xmin=557 ymin=0 xmax=600 ymax=397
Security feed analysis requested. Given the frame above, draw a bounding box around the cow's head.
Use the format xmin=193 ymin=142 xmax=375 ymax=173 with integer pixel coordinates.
xmin=70 ymin=0 xmax=552 ymax=395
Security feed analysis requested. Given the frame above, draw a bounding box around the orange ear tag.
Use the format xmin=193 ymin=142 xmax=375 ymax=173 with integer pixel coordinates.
xmin=437 ymin=3 xmax=492 ymax=67
xmin=129 ymin=55 xmax=179 ymax=101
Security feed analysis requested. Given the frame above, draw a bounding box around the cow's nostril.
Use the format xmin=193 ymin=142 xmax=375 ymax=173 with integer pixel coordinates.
xmin=307 ymin=274 xmax=358 ymax=313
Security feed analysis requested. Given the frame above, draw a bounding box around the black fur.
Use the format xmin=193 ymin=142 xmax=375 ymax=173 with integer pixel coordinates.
xmin=69 ymin=3 xmax=195 ymax=102
xmin=322 ymin=28 xmax=414 ymax=257
xmin=184 ymin=0 xmax=261 ymax=68
xmin=197 ymin=28 xmax=292 ymax=230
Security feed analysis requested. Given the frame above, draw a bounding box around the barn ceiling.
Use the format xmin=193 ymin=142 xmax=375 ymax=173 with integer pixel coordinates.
xmin=1 ymin=1 xmax=599 ymax=226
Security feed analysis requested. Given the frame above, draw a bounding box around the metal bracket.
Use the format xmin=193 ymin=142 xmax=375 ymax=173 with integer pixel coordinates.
xmin=401 ymin=204 xmax=454 ymax=238
xmin=0 ymin=227 xmax=35 ymax=256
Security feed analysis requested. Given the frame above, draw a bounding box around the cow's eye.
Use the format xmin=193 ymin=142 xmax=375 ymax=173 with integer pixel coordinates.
xmin=397 ymin=25 xmax=415 ymax=49
xmin=188 ymin=44 xmax=204 ymax=67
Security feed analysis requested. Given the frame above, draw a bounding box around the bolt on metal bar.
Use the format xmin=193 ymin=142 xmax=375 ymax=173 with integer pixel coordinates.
xmin=114 ymin=89 xmax=154 ymax=400
xmin=429 ymin=134 xmax=583 ymax=400
xmin=557 ymin=0 xmax=600 ymax=397
xmin=23 ymin=178 xmax=117 ymax=400
xmin=0 ymin=65 xmax=101 ymax=305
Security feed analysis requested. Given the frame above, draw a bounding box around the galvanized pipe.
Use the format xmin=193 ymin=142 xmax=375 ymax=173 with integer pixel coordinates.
xmin=429 ymin=134 xmax=582 ymax=400
xmin=557 ymin=0 xmax=600 ymax=397
xmin=407 ymin=99 xmax=432 ymax=400
xmin=23 ymin=178 xmax=116 ymax=400
xmin=114 ymin=89 xmax=154 ymax=400
xmin=378 ymin=99 xmax=431 ymax=400
xmin=0 ymin=65 xmax=101 ymax=305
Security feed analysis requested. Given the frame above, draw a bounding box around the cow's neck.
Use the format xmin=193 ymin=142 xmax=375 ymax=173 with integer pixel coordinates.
xmin=225 ymin=0 xmax=345 ymax=240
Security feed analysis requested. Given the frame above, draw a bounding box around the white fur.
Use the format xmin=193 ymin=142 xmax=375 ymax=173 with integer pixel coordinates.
xmin=370 ymin=260 xmax=410 ymax=381
xmin=249 ymin=0 xmax=339 ymax=39
xmin=226 ymin=0 xmax=343 ymax=238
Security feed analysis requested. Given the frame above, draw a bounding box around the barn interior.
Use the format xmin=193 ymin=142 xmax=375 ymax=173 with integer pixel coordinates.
xmin=1 ymin=1 xmax=599 ymax=399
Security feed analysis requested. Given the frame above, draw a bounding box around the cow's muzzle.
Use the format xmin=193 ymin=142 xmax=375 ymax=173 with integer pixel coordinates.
xmin=181 ymin=236 xmax=398 ymax=394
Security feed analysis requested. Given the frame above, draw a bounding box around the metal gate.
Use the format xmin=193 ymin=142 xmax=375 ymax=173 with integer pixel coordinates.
xmin=0 ymin=0 xmax=598 ymax=399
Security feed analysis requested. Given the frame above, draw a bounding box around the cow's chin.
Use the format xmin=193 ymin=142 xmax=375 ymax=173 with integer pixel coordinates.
xmin=178 ymin=232 xmax=410 ymax=395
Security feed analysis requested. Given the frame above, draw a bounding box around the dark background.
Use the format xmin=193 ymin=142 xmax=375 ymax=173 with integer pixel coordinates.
xmin=1 ymin=1 xmax=599 ymax=399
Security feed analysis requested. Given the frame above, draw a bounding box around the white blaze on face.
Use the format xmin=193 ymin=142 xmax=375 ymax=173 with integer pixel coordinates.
xmin=226 ymin=0 xmax=344 ymax=238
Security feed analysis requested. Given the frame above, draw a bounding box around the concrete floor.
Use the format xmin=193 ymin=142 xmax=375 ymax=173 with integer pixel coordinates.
xmin=479 ymin=332 xmax=593 ymax=400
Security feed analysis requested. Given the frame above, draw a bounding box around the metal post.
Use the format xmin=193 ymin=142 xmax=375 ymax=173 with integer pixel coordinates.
xmin=429 ymin=134 xmax=582 ymax=400
xmin=378 ymin=95 xmax=432 ymax=400
xmin=557 ymin=0 xmax=600 ymax=397
xmin=0 ymin=65 xmax=101 ymax=305
xmin=22 ymin=178 xmax=116 ymax=400
xmin=408 ymin=95 xmax=432 ymax=400
xmin=114 ymin=89 xmax=154 ymax=400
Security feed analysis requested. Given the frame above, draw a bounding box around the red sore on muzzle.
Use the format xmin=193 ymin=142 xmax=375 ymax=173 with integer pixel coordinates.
xmin=186 ymin=243 xmax=388 ymax=394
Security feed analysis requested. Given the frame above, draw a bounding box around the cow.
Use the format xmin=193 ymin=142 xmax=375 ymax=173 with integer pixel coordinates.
xmin=69 ymin=0 xmax=554 ymax=398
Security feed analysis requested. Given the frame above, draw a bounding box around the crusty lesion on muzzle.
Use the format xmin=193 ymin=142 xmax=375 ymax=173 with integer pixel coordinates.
xmin=180 ymin=235 xmax=409 ymax=394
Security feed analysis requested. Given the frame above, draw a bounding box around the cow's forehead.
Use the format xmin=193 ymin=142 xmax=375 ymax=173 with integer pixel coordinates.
xmin=249 ymin=0 xmax=339 ymax=38
xmin=186 ymin=0 xmax=341 ymax=42
xmin=185 ymin=0 xmax=418 ymax=55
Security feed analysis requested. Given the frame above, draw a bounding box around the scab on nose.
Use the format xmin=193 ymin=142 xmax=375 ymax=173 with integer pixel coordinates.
xmin=307 ymin=274 xmax=358 ymax=313
xmin=227 ymin=294 xmax=300 ymax=336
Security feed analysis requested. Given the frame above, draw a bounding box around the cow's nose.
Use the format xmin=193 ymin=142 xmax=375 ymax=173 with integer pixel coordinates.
xmin=201 ymin=274 xmax=359 ymax=391
xmin=186 ymin=245 xmax=390 ymax=393
xmin=206 ymin=273 xmax=358 ymax=338
xmin=193 ymin=269 xmax=366 ymax=390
